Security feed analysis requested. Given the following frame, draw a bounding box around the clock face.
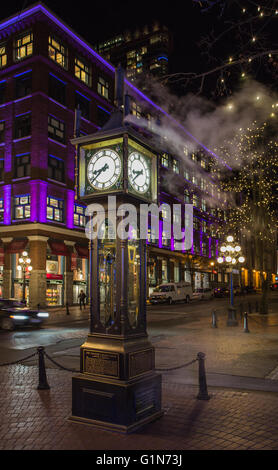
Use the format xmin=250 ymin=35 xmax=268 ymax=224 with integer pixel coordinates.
xmin=128 ymin=152 xmax=150 ymax=194
xmin=87 ymin=149 xmax=121 ymax=190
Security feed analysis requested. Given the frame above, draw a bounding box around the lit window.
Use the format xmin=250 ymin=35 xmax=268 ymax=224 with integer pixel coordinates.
xmin=201 ymin=199 xmax=207 ymax=211
xmin=74 ymin=204 xmax=86 ymax=227
xmin=191 ymin=153 xmax=197 ymax=161
xmin=97 ymin=77 xmax=109 ymax=99
xmin=14 ymin=195 xmax=30 ymax=219
xmin=172 ymin=159 xmax=180 ymax=174
xmin=161 ymin=153 xmax=169 ymax=168
xmin=75 ymin=57 xmax=91 ymax=86
xmin=47 ymin=197 xmax=64 ymax=222
xmin=201 ymin=160 xmax=206 ymax=169
xmin=0 ymin=198 xmax=3 ymax=221
xmin=0 ymin=44 xmax=7 ymax=68
xmin=184 ymin=190 xmax=191 ymax=204
xmin=48 ymin=36 xmax=67 ymax=68
xmin=48 ymin=115 xmax=65 ymax=143
xmin=14 ymin=32 xmax=33 ymax=60
xmin=193 ymin=194 xmax=198 ymax=207
xmin=131 ymin=101 xmax=141 ymax=118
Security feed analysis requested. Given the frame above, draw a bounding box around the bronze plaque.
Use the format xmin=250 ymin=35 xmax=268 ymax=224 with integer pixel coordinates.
xmin=129 ymin=348 xmax=154 ymax=378
xmin=83 ymin=349 xmax=119 ymax=378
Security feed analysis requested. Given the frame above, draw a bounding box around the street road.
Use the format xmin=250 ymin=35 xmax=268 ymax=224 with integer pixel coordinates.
xmin=1 ymin=293 xmax=278 ymax=374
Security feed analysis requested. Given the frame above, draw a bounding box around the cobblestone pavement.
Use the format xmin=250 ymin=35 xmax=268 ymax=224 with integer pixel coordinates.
xmin=1 ymin=364 xmax=278 ymax=450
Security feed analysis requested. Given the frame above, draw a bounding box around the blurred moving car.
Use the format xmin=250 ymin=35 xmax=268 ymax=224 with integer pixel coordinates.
xmin=192 ymin=288 xmax=214 ymax=300
xmin=240 ymin=285 xmax=257 ymax=294
xmin=149 ymin=282 xmax=193 ymax=304
xmin=0 ymin=299 xmax=49 ymax=330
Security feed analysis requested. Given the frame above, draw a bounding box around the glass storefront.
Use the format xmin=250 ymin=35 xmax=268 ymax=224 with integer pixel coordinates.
xmin=73 ymin=257 xmax=88 ymax=304
xmin=148 ymin=257 xmax=157 ymax=295
xmin=46 ymin=254 xmax=64 ymax=306
xmin=12 ymin=253 xmax=30 ymax=303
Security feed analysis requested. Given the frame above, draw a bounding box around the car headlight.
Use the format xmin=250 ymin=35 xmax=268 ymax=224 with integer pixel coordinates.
xmin=37 ymin=312 xmax=49 ymax=318
xmin=9 ymin=315 xmax=28 ymax=320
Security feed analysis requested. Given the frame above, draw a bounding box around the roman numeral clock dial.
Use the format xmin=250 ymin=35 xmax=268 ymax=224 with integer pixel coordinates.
xmin=128 ymin=152 xmax=150 ymax=194
xmin=87 ymin=149 xmax=121 ymax=190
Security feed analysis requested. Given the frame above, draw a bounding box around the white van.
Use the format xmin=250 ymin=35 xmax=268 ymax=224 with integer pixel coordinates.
xmin=149 ymin=282 xmax=193 ymax=305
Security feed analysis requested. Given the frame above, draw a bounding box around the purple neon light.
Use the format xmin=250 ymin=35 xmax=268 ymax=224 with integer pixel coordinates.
xmin=67 ymin=190 xmax=75 ymax=229
xmin=0 ymin=3 xmax=231 ymax=170
xmin=3 ymin=184 xmax=11 ymax=225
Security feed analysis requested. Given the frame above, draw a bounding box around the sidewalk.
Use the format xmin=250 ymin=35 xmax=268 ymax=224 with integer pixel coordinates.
xmin=1 ymin=364 xmax=278 ymax=450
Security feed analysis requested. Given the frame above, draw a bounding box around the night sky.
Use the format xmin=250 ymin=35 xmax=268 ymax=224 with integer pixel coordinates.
xmin=0 ymin=0 xmax=218 ymax=76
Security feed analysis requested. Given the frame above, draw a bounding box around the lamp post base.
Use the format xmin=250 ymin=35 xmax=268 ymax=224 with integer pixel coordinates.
xmin=227 ymin=306 xmax=238 ymax=326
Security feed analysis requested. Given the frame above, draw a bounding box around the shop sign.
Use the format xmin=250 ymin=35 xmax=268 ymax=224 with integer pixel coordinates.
xmin=46 ymin=260 xmax=59 ymax=274
xmin=46 ymin=273 xmax=63 ymax=280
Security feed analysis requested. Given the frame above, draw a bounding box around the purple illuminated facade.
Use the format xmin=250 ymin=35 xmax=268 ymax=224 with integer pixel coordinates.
xmin=0 ymin=3 xmax=227 ymax=308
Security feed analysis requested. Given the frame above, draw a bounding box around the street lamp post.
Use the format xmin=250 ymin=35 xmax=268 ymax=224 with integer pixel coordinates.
xmin=217 ymin=236 xmax=245 ymax=326
xmin=17 ymin=251 xmax=32 ymax=304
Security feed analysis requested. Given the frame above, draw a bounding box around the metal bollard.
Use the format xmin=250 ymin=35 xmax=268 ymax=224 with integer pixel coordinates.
xmin=196 ymin=352 xmax=210 ymax=400
xmin=243 ymin=313 xmax=250 ymax=333
xmin=37 ymin=346 xmax=50 ymax=390
xmin=211 ymin=310 xmax=217 ymax=328
xmin=66 ymin=302 xmax=70 ymax=315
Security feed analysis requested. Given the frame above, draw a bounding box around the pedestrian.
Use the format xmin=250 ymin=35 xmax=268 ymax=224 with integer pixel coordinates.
xmin=78 ymin=290 xmax=86 ymax=310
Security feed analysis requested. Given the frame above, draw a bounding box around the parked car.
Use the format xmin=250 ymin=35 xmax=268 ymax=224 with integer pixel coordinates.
xmin=192 ymin=288 xmax=214 ymax=301
xmin=149 ymin=282 xmax=193 ymax=304
xmin=270 ymin=283 xmax=278 ymax=291
xmin=0 ymin=299 xmax=49 ymax=330
xmin=214 ymin=287 xmax=229 ymax=298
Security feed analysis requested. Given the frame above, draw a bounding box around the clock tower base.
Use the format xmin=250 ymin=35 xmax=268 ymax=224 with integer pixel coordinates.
xmin=70 ymin=334 xmax=163 ymax=434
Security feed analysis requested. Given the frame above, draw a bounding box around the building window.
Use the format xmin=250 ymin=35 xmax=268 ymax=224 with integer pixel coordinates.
xmin=14 ymin=153 xmax=30 ymax=178
xmin=184 ymin=189 xmax=191 ymax=204
xmin=0 ymin=44 xmax=7 ymax=68
xmin=0 ymin=81 xmax=6 ymax=105
xmin=74 ymin=204 xmax=86 ymax=227
xmin=75 ymin=92 xmax=90 ymax=120
xmin=48 ymin=36 xmax=67 ymax=69
xmin=131 ymin=101 xmax=141 ymax=118
xmin=0 ymin=121 xmax=4 ymax=142
xmin=14 ymin=195 xmax=30 ymax=219
xmin=48 ymin=74 xmax=66 ymax=105
xmin=0 ymin=159 xmax=4 ymax=180
xmin=161 ymin=153 xmax=169 ymax=168
xmin=172 ymin=159 xmax=180 ymax=174
xmin=48 ymin=115 xmax=65 ymax=144
xmin=14 ymin=113 xmax=31 ymax=139
xmin=48 ymin=156 xmax=65 ymax=182
xmin=14 ymin=32 xmax=33 ymax=61
xmin=192 ymin=194 xmax=198 ymax=207
xmin=75 ymin=57 xmax=91 ymax=86
xmin=47 ymin=197 xmax=64 ymax=222
xmin=97 ymin=76 xmax=109 ymax=99
xmin=97 ymin=106 xmax=110 ymax=127
xmin=15 ymin=71 xmax=32 ymax=99
xmin=0 ymin=199 xmax=3 ymax=221
xmin=201 ymin=199 xmax=207 ymax=212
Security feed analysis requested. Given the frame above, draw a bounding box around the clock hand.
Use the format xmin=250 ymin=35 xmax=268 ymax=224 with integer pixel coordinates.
xmin=91 ymin=163 xmax=109 ymax=184
xmin=132 ymin=169 xmax=143 ymax=183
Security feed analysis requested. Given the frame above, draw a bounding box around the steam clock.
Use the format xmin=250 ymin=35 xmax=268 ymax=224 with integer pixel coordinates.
xmin=70 ymin=70 xmax=162 ymax=433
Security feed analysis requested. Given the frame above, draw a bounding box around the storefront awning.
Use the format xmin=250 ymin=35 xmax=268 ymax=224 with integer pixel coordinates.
xmin=75 ymin=244 xmax=89 ymax=259
xmin=48 ymin=240 xmax=69 ymax=256
xmin=6 ymin=239 xmax=28 ymax=254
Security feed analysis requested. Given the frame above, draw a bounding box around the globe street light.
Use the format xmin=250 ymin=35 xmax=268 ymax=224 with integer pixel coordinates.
xmin=217 ymin=235 xmax=245 ymax=326
xmin=18 ymin=252 xmax=32 ymax=304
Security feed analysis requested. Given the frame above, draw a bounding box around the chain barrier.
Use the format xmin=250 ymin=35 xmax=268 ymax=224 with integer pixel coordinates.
xmin=43 ymin=350 xmax=79 ymax=373
xmin=155 ymin=357 xmax=198 ymax=372
xmin=0 ymin=351 xmax=37 ymax=367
